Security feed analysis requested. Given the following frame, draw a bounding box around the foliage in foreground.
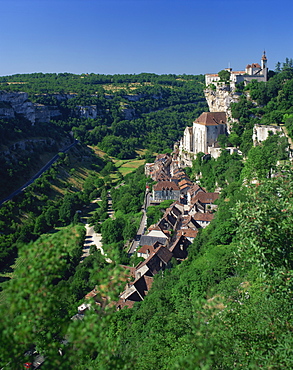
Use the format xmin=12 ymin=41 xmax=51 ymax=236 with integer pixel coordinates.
xmin=2 ymin=165 xmax=293 ymax=369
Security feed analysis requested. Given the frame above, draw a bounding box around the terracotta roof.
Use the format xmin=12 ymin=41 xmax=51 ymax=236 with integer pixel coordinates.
xmin=155 ymin=245 xmax=173 ymax=264
xmin=180 ymin=183 xmax=191 ymax=191
xmin=117 ymin=298 xmax=136 ymax=310
xmin=153 ymin=181 xmax=180 ymax=191
xmin=192 ymin=192 xmax=219 ymax=204
xmin=192 ymin=212 xmax=214 ymax=222
xmin=179 ymin=179 xmax=192 ymax=187
xmin=187 ymin=184 xmax=205 ymax=195
xmin=148 ymin=224 xmax=164 ymax=232
xmin=156 ymin=153 xmax=170 ymax=160
xmin=251 ymin=63 xmax=261 ymax=68
xmin=138 ymin=245 xmax=173 ymax=272
xmin=178 ymin=229 xmax=198 ymax=238
xmin=143 ymin=275 xmax=154 ymax=292
xmin=85 ymin=289 xmax=98 ymax=299
xmin=137 ymin=244 xmax=157 ymax=255
xmin=169 ymin=204 xmax=182 ymax=217
xmin=194 ymin=112 xmax=227 ymax=126
xmin=181 ymin=215 xmax=198 ymax=229
xmin=169 ymin=235 xmax=190 ymax=252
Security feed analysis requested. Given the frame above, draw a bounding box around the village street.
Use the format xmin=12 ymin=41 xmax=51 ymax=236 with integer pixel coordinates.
xmin=81 ymin=224 xmax=112 ymax=263
xmin=80 ymin=194 xmax=114 ymax=263
xmin=128 ymin=191 xmax=150 ymax=255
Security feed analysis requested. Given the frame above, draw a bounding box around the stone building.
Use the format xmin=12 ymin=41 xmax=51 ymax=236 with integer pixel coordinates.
xmin=205 ymin=51 xmax=268 ymax=88
xmin=152 ymin=180 xmax=180 ymax=201
xmin=178 ymin=111 xmax=227 ymax=165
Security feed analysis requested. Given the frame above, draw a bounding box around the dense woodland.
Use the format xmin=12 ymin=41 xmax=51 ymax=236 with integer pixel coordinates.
xmin=0 ymin=73 xmax=206 ymax=199
xmin=1 ymin=62 xmax=293 ymax=368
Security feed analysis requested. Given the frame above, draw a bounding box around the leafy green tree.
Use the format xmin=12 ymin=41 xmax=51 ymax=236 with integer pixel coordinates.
xmin=235 ymin=169 xmax=293 ymax=275
xmin=241 ymin=134 xmax=288 ymax=182
xmin=218 ymin=69 xmax=230 ymax=83
xmin=101 ymin=217 xmax=126 ymax=244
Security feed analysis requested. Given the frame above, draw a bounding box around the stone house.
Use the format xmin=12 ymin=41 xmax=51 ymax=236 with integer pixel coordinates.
xmin=135 ymin=246 xmax=173 ymax=279
xmin=139 ymin=229 xmax=169 ymax=248
xmin=252 ymin=124 xmax=284 ymax=146
xmin=192 ymin=212 xmax=214 ymax=228
xmin=190 ymin=192 xmax=219 ymax=213
xmin=187 ymin=184 xmax=206 ymax=205
xmin=137 ymin=241 xmax=163 ymax=259
xmin=152 ymin=180 xmax=180 ymax=201
xmin=180 ymin=215 xmax=199 ymax=231
xmin=168 ymin=235 xmax=191 ymax=260
xmin=177 ymin=229 xmax=198 ymax=243
xmin=117 ymin=274 xmax=154 ymax=308
xmin=157 ymin=203 xmax=183 ymax=231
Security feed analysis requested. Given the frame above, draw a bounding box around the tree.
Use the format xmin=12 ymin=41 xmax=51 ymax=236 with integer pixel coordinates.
xmin=101 ymin=217 xmax=125 ymax=244
xmin=241 ymin=134 xmax=289 ymax=182
xmin=235 ymin=168 xmax=293 ymax=275
xmin=218 ymin=69 xmax=230 ymax=83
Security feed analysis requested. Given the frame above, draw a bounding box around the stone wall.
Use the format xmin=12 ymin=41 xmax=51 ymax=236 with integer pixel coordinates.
xmin=253 ymin=124 xmax=283 ymax=145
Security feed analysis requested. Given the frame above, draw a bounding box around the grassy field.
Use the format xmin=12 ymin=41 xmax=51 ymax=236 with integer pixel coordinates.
xmin=89 ymin=145 xmax=145 ymax=177
xmin=115 ymin=159 xmax=145 ymax=176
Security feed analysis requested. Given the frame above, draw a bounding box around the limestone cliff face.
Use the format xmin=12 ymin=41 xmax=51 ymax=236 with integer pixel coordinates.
xmin=0 ymin=91 xmax=52 ymax=124
xmin=75 ymin=105 xmax=98 ymax=119
xmin=204 ymin=86 xmax=241 ymax=127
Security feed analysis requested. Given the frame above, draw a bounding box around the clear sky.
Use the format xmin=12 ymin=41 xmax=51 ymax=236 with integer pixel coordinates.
xmin=1 ymin=0 xmax=293 ymax=76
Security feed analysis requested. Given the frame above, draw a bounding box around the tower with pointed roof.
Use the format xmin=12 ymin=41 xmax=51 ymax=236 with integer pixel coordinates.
xmin=261 ymin=50 xmax=267 ymax=69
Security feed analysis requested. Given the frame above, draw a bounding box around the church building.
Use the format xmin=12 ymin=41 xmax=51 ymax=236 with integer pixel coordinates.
xmin=178 ymin=112 xmax=227 ymax=166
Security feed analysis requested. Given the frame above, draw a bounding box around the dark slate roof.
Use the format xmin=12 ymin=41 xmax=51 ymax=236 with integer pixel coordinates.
xmin=139 ymin=235 xmax=167 ymax=247
xmin=155 ymin=246 xmax=173 ymax=264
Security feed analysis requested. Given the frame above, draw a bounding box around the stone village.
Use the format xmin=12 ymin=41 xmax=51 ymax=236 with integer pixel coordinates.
xmin=75 ymin=52 xmax=288 ymax=314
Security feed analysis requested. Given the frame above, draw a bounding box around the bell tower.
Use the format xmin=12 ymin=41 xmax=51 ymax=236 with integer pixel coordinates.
xmin=261 ymin=51 xmax=268 ymax=81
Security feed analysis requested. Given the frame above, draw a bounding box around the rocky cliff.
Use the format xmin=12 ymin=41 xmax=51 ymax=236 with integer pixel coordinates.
xmin=204 ymin=86 xmax=241 ymax=129
xmin=0 ymin=91 xmax=53 ymax=124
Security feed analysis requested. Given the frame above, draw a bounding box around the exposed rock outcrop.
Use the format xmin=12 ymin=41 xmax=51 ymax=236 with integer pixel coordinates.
xmin=0 ymin=91 xmax=52 ymax=124
xmin=204 ymin=86 xmax=241 ymax=130
xmin=75 ymin=105 xmax=98 ymax=119
xmin=253 ymin=124 xmax=284 ymax=146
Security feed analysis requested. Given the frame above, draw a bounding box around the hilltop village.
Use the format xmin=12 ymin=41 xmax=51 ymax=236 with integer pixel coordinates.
xmin=3 ymin=53 xmax=293 ymax=368
xmin=72 ymin=52 xmax=292 ymax=314
xmin=117 ymin=153 xmax=219 ymax=309
xmin=76 ymin=152 xmax=219 ymax=312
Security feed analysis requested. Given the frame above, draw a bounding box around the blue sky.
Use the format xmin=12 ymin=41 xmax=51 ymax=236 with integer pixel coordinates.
xmin=1 ymin=0 xmax=293 ymax=76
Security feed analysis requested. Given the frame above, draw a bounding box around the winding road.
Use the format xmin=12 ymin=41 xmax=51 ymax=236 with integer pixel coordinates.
xmin=0 ymin=139 xmax=78 ymax=206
